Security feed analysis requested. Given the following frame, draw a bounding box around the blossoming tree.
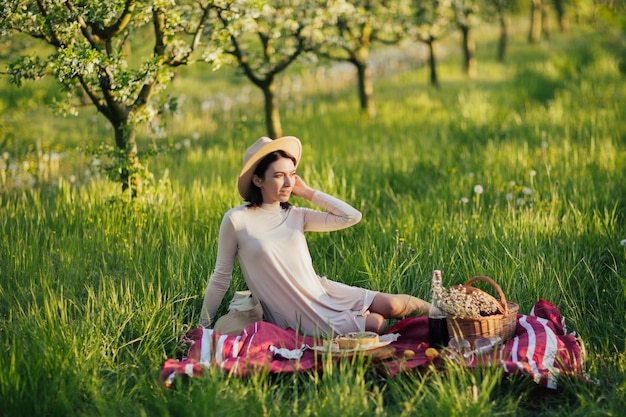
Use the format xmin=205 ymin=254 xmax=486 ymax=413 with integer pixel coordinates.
xmin=0 ymin=0 xmax=217 ymax=195
xmin=409 ymin=0 xmax=455 ymax=88
xmin=206 ymin=0 xmax=339 ymax=139
xmin=453 ymin=0 xmax=480 ymax=78
xmin=315 ymin=0 xmax=411 ymax=118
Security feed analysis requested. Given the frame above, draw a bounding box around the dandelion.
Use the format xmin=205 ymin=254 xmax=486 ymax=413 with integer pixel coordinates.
xmin=523 ymin=187 xmax=532 ymax=195
xmin=461 ymin=197 xmax=469 ymax=204
xmin=474 ymin=185 xmax=483 ymax=194
xmin=620 ymin=239 xmax=626 ymax=247
xmin=509 ymin=181 xmax=516 ymax=187
xmin=506 ymin=193 xmax=513 ymax=201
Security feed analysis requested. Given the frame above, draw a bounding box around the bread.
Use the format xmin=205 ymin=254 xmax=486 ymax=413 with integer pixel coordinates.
xmin=335 ymin=331 xmax=380 ymax=350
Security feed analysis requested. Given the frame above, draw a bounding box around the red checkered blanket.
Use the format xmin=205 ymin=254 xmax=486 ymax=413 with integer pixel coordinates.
xmin=160 ymin=299 xmax=585 ymax=389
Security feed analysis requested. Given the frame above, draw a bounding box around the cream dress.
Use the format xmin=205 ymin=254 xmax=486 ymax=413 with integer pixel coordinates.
xmin=199 ymin=191 xmax=378 ymax=336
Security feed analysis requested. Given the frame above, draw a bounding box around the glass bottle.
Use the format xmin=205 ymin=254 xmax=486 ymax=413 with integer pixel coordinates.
xmin=428 ymin=269 xmax=449 ymax=348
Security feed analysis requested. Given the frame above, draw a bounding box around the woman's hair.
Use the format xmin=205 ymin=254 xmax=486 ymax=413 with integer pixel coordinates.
xmin=247 ymin=150 xmax=296 ymax=208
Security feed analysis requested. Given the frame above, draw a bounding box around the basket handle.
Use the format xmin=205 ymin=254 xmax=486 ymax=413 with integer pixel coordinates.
xmin=463 ymin=276 xmax=508 ymax=314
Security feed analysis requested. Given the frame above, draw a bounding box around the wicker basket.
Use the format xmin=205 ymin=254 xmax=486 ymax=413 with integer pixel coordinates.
xmin=445 ymin=276 xmax=519 ymax=344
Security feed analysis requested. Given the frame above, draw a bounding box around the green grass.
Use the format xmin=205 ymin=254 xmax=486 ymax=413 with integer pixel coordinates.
xmin=1 ymin=19 xmax=626 ymax=417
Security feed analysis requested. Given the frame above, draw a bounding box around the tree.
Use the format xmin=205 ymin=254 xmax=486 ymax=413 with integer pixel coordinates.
xmin=208 ymin=0 xmax=332 ymax=139
xmin=485 ymin=0 xmax=513 ymax=62
xmin=528 ymin=0 xmax=550 ymax=43
xmin=315 ymin=0 xmax=411 ymax=118
xmin=453 ymin=0 xmax=480 ymax=78
xmin=409 ymin=0 xmax=454 ymax=88
xmin=0 ymin=0 xmax=214 ymax=195
xmin=552 ymin=0 xmax=569 ymax=32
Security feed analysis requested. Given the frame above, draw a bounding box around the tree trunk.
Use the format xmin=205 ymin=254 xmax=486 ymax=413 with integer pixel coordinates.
xmin=498 ymin=13 xmax=510 ymax=62
xmin=428 ymin=40 xmax=439 ymax=88
xmin=528 ymin=0 xmax=543 ymax=43
xmin=114 ymin=122 xmax=143 ymax=197
xmin=460 ymin=25 xmax=477 ymax=79
xmin=355 ymin=60 xmax=376 ymax=118
xmin=541 ymin=1 xmax=551 ymax=40
xmin=553 ymin=0 xmax=568 ymax=31
xmin=262 ymin=78 xmax=282 ymax=139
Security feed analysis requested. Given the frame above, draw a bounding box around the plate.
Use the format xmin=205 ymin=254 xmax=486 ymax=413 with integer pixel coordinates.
xmin=310 ymin=340 xmax=393 ymax=354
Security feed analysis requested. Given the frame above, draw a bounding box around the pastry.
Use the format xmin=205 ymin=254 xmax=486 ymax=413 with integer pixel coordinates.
xmin=335 ymin=331 xmax=380 ymax=350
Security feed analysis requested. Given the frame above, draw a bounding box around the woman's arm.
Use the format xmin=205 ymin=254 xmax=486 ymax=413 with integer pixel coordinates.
xmin=198 ymin=212 xmax=237 ymax=327
xmin=292 ymin=175 xmax=362 ymax=232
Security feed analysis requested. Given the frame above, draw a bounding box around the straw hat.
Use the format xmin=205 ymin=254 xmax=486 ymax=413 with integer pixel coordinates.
xmin=237 ymin=136 xmax=302 ymax=200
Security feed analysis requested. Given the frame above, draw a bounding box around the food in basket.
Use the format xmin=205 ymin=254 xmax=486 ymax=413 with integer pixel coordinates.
xmin=335 ymin=331 xmax=380 ymax=350
xmin=438 ymin=284 xmax=502 ymax=318
xmin=440 ymin=276 xmax=519 ymax=344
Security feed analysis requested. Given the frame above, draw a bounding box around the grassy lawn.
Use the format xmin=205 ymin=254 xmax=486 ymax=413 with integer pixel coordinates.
xmin=1 ymin=16 xmax=625 ymax=417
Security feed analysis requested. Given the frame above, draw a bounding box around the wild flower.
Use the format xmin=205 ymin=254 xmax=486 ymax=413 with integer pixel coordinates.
xmin=474 ymin=185 xmax=483 ymax=194
xmin=620 ymin=239 xmax=626 ymax=247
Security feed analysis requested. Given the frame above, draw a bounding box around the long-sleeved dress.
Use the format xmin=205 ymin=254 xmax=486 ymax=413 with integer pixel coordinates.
xmin=199 ymin=190 xmax=379 ymax=337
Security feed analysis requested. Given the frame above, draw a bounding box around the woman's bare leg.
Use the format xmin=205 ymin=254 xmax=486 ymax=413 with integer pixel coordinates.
xmin=369 ymin=293 xmax=431 ymax=319
xmin=365 ymin=312 xmax=387 ymax=334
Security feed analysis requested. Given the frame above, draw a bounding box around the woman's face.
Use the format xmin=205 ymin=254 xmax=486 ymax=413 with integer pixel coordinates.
xmin=253 ymin=156 xmax=296 ymax=205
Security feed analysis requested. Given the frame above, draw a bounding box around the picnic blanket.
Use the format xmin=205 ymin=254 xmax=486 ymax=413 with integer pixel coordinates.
xmin=160 ymin=299 xmax=585 ymax=389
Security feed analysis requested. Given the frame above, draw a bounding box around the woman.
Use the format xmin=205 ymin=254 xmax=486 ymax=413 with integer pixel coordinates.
xmin=199 ymin=136 xmax=430 ymax=336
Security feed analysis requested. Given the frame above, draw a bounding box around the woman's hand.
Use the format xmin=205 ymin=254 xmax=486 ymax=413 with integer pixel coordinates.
xmin=291 ymin=175 xmax=315 ymax=200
